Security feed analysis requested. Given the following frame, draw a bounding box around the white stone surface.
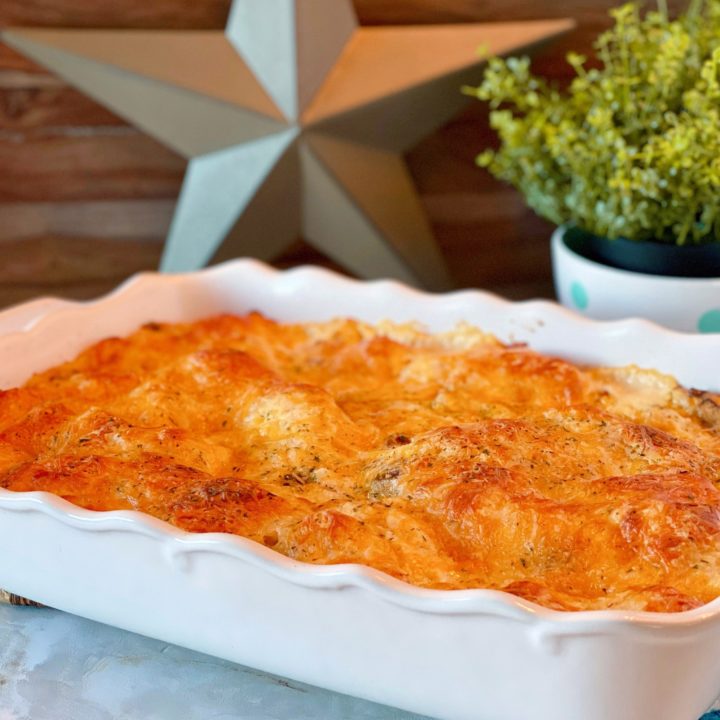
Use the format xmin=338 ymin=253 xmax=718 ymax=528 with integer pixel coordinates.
xmin=0 ymin=605 xmax=427 ymax=720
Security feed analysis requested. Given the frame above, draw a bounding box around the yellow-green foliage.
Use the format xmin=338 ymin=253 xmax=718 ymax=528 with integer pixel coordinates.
xmin=466 ymin=1 xmax=720 ymax=245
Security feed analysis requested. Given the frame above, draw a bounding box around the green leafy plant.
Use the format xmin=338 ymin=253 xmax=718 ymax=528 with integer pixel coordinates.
xmin=465 ymin=0 xmax=720 ymax=245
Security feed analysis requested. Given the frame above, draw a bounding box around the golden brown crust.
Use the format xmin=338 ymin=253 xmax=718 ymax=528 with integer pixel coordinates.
xmin=1 ymin=313 xmax=719 ymax=612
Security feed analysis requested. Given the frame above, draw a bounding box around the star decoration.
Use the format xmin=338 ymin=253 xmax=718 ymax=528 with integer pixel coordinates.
xmin=3 ymin=3 xmax=572 ymax=290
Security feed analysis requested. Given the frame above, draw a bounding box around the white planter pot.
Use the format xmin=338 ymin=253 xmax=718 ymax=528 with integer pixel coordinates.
xmin=551 ymin=225 xmax=720 ymax=333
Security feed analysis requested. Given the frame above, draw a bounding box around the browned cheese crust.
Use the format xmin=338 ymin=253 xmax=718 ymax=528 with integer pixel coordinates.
xmin=1 ymin=313 xmax=719 ymax=612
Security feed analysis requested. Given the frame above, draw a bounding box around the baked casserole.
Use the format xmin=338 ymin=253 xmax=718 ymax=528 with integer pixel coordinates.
xmin=1 ymin=312 xmax=718 ymax=613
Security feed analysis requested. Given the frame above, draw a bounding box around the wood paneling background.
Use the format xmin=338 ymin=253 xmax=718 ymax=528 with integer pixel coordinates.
xmin=0 ymin=0 xmax=683 ymax=309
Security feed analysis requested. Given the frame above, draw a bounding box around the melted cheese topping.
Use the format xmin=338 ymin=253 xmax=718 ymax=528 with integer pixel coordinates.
xmin=1 ymin=312 xmax=719 ymax=612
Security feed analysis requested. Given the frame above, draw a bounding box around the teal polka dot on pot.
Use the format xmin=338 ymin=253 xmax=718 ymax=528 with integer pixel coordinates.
xmin=698 ymin=309 xmax=720 ymax=334
xmin=570 ymin=281 xmax=589 ymax=311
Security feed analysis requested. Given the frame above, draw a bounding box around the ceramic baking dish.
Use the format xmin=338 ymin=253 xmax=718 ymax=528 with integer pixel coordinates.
xmin=1 ymin=259 xmax=719 ymax=720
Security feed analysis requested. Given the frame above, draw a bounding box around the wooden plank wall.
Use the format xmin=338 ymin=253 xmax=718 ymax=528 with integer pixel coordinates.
xmin=0 ymin=0 xmax=684 ymax=309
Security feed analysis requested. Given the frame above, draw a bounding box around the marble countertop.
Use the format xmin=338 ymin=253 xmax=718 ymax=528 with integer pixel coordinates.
xmin=0 ymin=604 xmax=425 ymax=720
xmin=3 ymin=603 xmax=720 ymax=720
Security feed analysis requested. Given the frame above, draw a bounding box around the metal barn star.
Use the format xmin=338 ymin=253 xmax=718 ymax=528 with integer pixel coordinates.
xmin=3 ymin=3 xmax=572 ymax=290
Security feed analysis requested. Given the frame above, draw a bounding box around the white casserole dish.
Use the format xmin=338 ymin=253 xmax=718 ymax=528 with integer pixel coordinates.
xmin=1 ymin=259 xmax=719 ymax=720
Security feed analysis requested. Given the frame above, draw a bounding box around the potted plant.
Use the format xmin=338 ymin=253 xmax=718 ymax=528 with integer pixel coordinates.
xmin=465 ymin=0 xmax=720 ymax=333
